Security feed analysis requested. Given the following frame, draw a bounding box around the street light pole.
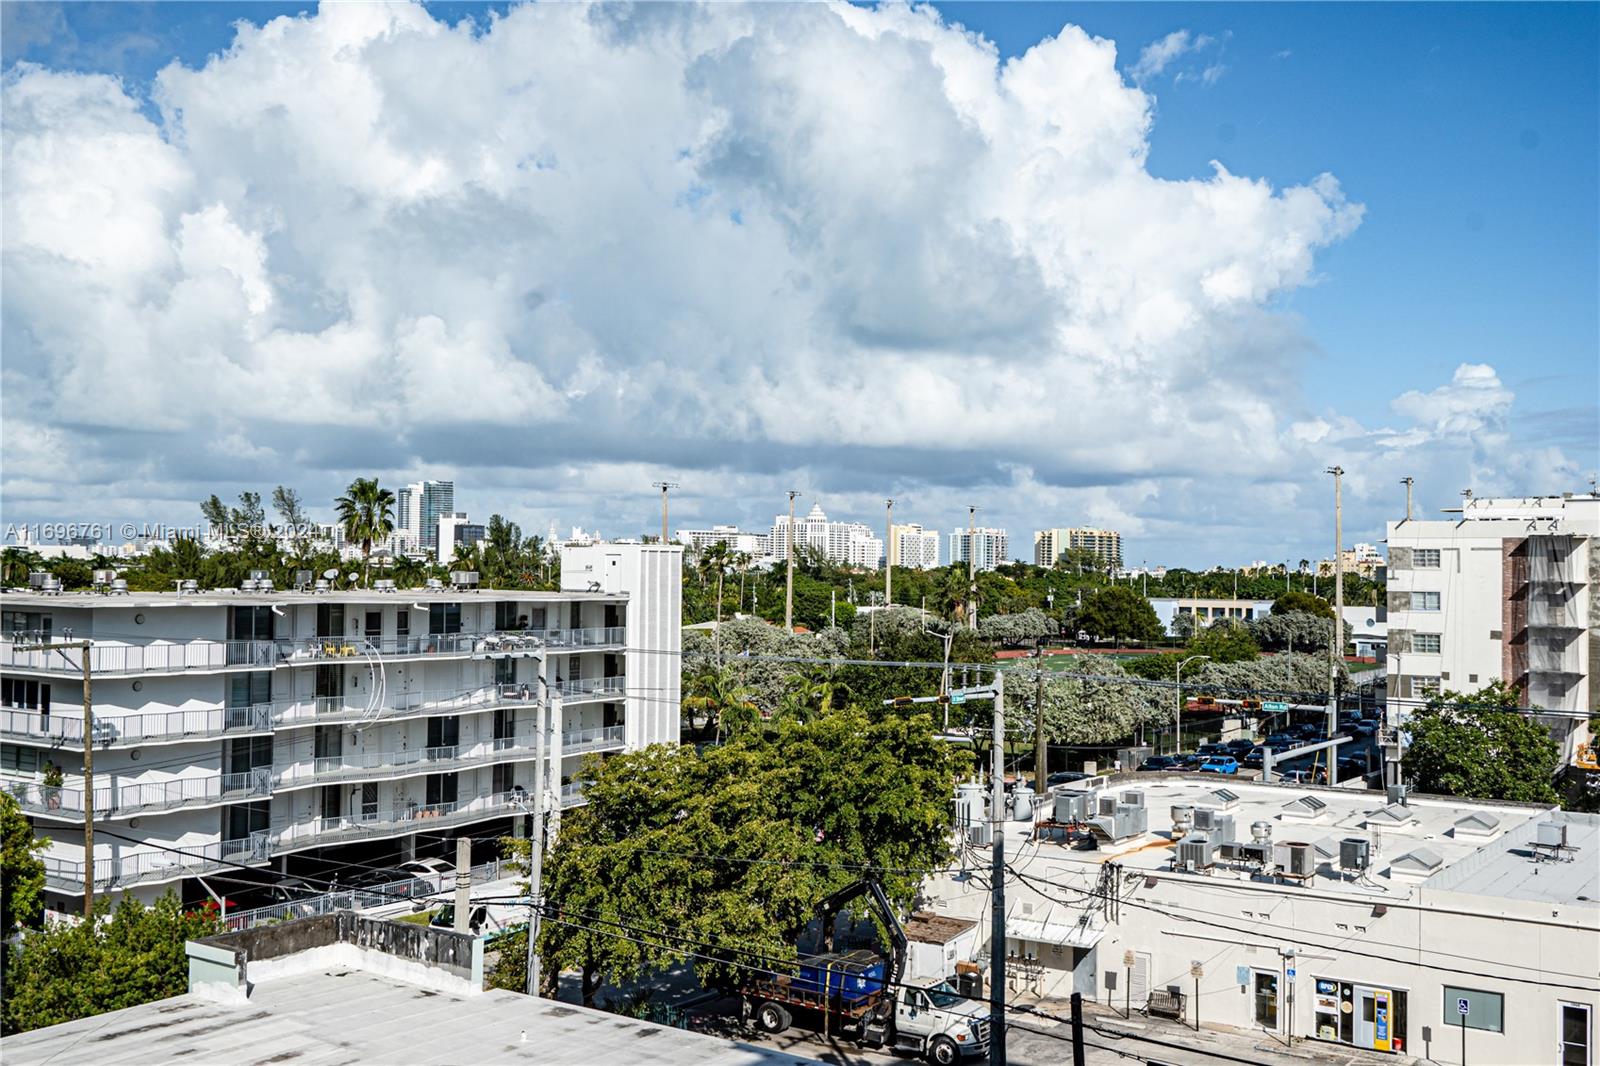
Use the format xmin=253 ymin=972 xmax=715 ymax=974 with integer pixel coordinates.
xmin=1400 ymin=476 xmax=1414 ymax=522
xmin=884 ymin=498 xmax=894 ymax=608
xmin=989 ymin=670 xmax=1007 ymax=1066
xmin=1326 ymin=465 xmax=1345 ymax=742
xmin=651 ymin=482 xmax=679 ymax=546
xmin=17 ymin=638 xmax=93 ymax=918
xmin=1174 ymin=655 xmax=1210 ymax=756
xmin=967 ymin=506 xmax=978 ymax=631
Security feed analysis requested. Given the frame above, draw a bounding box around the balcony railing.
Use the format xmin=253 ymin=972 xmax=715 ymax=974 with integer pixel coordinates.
xmin=272 ymin=790 xmax=526 ymax=852
xmin=4 ymin=767 xmax=273 ymax=820
xmin=536 ymin=627 xmax=627 ymax=649
xmin=0 ymin=704 xmax=274 ymax=748
xmin=563 ymin=724 xmax=625 ymax=754
xmin=554 ymin=676 xmax=626 ymax=702
xmin=43 ymin=836 xmax=260 ymax=891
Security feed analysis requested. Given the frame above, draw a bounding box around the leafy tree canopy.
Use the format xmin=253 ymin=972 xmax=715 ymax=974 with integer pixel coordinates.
xmin=516 ymin=709 xmax=967 ymax=1004
xmin=1401 ymin=681 xmax=1561 ymax=804
xmin=1188 ymin=620 xmax=1261 ymax=663
xmin=1076 ymin=586 xmax=1164 ymax=646
xmin=1272 ymin=591 xmax=1335 ymax=619
xmin=1 ymin=793 xmax=46 ymax=936
xmin=2 ymin=892 xmax=221 ymax=1034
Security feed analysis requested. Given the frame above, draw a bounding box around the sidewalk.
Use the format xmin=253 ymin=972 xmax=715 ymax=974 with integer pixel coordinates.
xmin=1025 ymin=994 xmax=1422 ymax=1066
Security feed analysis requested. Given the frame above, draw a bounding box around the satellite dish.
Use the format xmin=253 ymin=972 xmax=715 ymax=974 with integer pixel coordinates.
xmin=323 ymin=568 xmax=339 ymax=580
xmin=346 ymin=572 xmax=359 ymax=583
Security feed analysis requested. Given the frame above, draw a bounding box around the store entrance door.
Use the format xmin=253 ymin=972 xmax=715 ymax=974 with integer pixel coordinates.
xmin=1354 ymin=988 xmax=1393 ymax=1052
xmin=1253 ymin=970 xmax=1280 ymax=1031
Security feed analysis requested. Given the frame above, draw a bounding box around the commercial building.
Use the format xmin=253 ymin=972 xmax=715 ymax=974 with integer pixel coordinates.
xmin=676 ymin=525 xmax=770 ymax=558
xmin=888 ymin=523 xmax=940 ymax=570
xmin=1385 ymin=493 xmax=1598 ymax=762
xmin=1149 ymin=597 xmax=1275 ymax=636
xmin=0 ymin=543 xmax=680 ymax=911
xmin=436 ymin=513 xmax=486 ymax=566
xmin=396 ymin=479 xmax=455 ymax=556
xmin=949 ymin=527 xmax=1009 ymax=572
xmin=1035 ymin=528 xmax=1123 ymax=569
xmin=769 ymin=503 xmax=883 ymax=570
xmin=928 ymin=776 xmax=1599 ymax=1064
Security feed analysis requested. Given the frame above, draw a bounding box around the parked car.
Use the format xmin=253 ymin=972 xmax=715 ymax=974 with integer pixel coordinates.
xmin=1137 ymin=756 xmax=1180 ymax=772
xmin=1196 ymin=743 xmax=1229 ymax=758
xmin=1243 ymin=746 xmax=1267 ymax=769
xmin=1338 ymin=756 xmax=1371 ymax=777
xmin=1278 ymin=769 xmax=1317 ymax=784
xmin=1173 ymin=752 xmax=1206 ymax=770
xmin=1198 ymin=756 xmax=1239 ymax=775
xmin=1265 ymin=733 xmax=1297 ymax=748
xmin=1223 ymin=739 xmax=1255 ymax=757
xmin=429 ymin=903 xmax=505 ymax=936
xmin=400 ymin=858 xmax=455 ymax=880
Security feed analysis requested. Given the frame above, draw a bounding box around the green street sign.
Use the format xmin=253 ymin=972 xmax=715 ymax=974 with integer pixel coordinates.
xmin=950 ymin=692 xmax=966 ymax=706
xmin=1263 ymin=701 xmax=1289 ymax=711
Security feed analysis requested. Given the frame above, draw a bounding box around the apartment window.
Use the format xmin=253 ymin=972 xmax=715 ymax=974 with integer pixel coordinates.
xmin=496 ymin=602 xmax=529 ymax=631
xmin=569 ymin=603 xmax=582 ymax=629
xmin=1414 ymin=634 xmax=1442 ymax=654
xmin=316 ymin=604 xmax=346 ymax=638
xmin=428 ymin=603 xmax=461 ymax=635
xmin=425 ymin=772 xmax=459 ymax=807
xmin=227 ymin=735 xmax=273 ymax=774
xmin=1414 ymin=591 xmax=1441 ymax=612
xmin=1 ymin=745 xmax=40 ymax=774
xmin=320 ymin=785 xmax=342 ymax=820
xmin=604 ymin=604 xmax=622 ymax=629
xmin=314 ymin=725 xmax=341 ymax=761
xmin=364 ymin=611 xmax=381 ymax=640
xmin=427 ymin=716 xmax=460 ymax=751
xmin=493 ymin=707 xmax=514 ymax=741
xmin=228 ymin=672 xmax=271 ymax=708
xmin=224 ymin=801 xmax=270 ymax=840
xmin=314 ymin=664 xmax=341 ymax=699
xmin=492 ymin=763 xmax=516 ymax=796
xmin=1443 ymin=987 xmax=1503 ymax=1033
xmin=1417 ymin=677 xmax=1441 ymax=698
xmin=396 ymin=610 xmax=410 ymax=640
xmin=230 ymin=605 xmax=275 ymax=642
xmin=1 ymin=678 xmax=50 ymax=711
xmin=603 ymin=703 xmax=622 ymax=728
xmin=2 ymin=610 xmax=51 ymax=640
xmin=494 ymin=658 xmax=517 ymax=686
xmin=1414 ymin=548 xmax=1441 ymax=568
xmin=528 ymin=607 xmax=547 ymax=631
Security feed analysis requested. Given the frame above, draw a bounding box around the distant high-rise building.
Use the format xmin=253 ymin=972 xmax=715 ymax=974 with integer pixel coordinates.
xmin=1034 ymin=527 xmax=1122 ymax=569
xmin=676 ymin=525 xmax=769 ymax=557
xmin=770 ymin=503 xmax=883 ymax=569
xmin=437 ymin=512 xmax=486 ymax=565
xmin=397 ymin=480 xmax=455 ymax=556
xmin=888 ymin=524 xmax=940 ymax=570
xmin=949 ymin=527 xmax=1008 ymax=572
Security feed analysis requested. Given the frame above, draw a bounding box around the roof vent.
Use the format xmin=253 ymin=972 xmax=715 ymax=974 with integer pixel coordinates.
xmin=1281 ymin=795 xmax=1329 ymax=822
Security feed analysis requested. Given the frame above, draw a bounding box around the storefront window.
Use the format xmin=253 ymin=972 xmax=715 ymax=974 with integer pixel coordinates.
xmin=1443 ymin=986 xmax=1504 ymax=1033
xmin=1314 ymin=978 xmax=1408 ymax=1054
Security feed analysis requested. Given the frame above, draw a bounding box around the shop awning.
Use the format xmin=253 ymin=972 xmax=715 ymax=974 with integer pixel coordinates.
xmin=1007 ymin=906 xmax=1106 ymax=948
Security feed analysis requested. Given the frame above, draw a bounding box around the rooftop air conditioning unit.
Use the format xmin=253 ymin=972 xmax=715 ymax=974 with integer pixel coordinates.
xmin=1193 ymin=808 xmax=1218 ymax=832
xmin=1339 ymin=837 xmax=1371 ymax=872
xmin=1278 ymin=842 xmax=1316 ymax=879
xmin=1119 ymin=790 xmax=1146 ymax=809
xmin=1176 ymin=837 xmax=1213 ymax=872
xmin=1239 ymin=842 xmax=1271 ymax=866
xmin=1054 ymin=792 xmax=1090 ymax=824
xmin=249 ymin=570 xmax=269 ymax=582
xmin=1536 ymin=821 xmax=1567 ymax=849
xmin=27 ymin=571 xmax=50 ymax=589
xmin=181 ymin=579 xmax=199 ymax=594
xmin=449 ymin=571 xmax=480 ymax=589
xmin=93 ymin=569 xmax=116 ymax=587
xmin=1097 ymin=795 xmax=1119 ymax=817
xmin=968 ymin=822 xmax=993 ymax=847
xmin=1209 ymin=812 xmax=1236 ymax=844
xmin=1386 ymin=783 xmax=1408 ymax=806
xmin=426 ymin=578 xmax=444 ymax=589
xmin=295 ymin=570 xmax=314 ymax=590
xmin=257 ymin=577 xmax=274 ymax=592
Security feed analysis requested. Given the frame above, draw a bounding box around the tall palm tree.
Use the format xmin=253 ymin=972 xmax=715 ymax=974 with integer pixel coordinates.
xmin=334 ymin=478 xmax=396 ymax=586
xmin=682 ymin=664 xmax=758 ymax=742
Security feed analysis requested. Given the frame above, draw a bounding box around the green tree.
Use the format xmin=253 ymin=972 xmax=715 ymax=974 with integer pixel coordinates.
xmin=1007 ymin=655 xmax=1161 ymax=748
xmin=1 ymin=793 xmax=46 ymax=935
xmin=682 ymin=663 xmax=760 ymax=741
xmin=334 ymin=477 xmax=396 ymax=585
xmin=1188 ymin=620 xmax=1260 ymax=663
xmin=1272 ymin=591 xmax=1334 ymax=619
xmin=1402 ymin=682 xmax=1561 ymax=804
xmin=508 ymin=709 xmax=965 ymax=1005
xmin=1250 ymin=610 xmax=1347 ymax=652
xmin=2 ymin=892 xmax=221 ymax=1034
xmin=1076 ymin=586 xmax=1163 ymax=646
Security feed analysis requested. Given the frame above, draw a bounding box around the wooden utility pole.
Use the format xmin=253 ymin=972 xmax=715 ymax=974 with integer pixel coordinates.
xmin=884 ymin=498 xmax=894 ymax=608
xmin=784 ymin=491 xmax=800 ymax=631
xmin=651 ymin=481 xmax=679 ymax=545
xmin=17 ymin=639 xmax=93 ymax=917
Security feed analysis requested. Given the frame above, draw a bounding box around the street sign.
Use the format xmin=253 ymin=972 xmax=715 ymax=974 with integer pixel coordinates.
xmin=1457 ymin=998 xmax=1470 ymax=1017
xmin=950 ymin=692 xmax=966 ymax=706
xmin=1190 ymin=961 xmax=1204 ymax=979
xmin=1123 ymin=950 xmax=1136 ymax=969
xmin=1287 ymin=968 xmax=1296 ymax=978
xmin=1263 ymin=701 xmax=1289 ymax=711
xmin=1235 ymin=966 xmax=1251 ymax=987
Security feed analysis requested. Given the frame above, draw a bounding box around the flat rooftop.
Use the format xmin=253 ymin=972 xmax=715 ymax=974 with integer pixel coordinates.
xmin=1013 ymin=776 xmax=1591 ymax=906
xmin=0 ymin=588 xmax=626 ymax=609
xmin=3 ymin=969 xmax=813 ymax=1066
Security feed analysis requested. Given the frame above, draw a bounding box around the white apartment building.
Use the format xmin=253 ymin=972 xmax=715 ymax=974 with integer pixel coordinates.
xmin=0 ymin=543 xmax=680 ymax=912
xmin=769 ymin=504 xmax=883 ymax=570
xmin=888 ymin=523 xmax=940 ymax=570
xmin=949 ymin=527 xmax=1009 ymax=572
xmin=1386 ymin=493 xmax=1598 ymax=762
xmin=396 ymin=480 xmax=455 ymax=556
xmin=435 ymin=513 xmax=486 ymax=566
xmin=1149 ymin=596 xmax=1276 ymax=636
xmin=1035 ymin=527 xmax=1123 ymax=569
xmin=928 ymin=777 xmax=1599 ymax=1065
xmin=676 ymin=525 xmax=769 ymax=558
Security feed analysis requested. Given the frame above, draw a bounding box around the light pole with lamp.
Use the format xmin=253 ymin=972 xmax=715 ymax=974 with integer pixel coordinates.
xmin=1174 ymin=655 xmax=1210 ymax=756
xmin=507 ymin=670 xmax=561 ymax=998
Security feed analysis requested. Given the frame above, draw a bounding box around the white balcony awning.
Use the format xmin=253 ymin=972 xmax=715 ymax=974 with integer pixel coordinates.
xmin=1007 ymin=904 xmax=1106 ymax=948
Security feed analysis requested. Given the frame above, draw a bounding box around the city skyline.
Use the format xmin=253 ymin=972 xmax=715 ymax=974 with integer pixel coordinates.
xmin=1 ymin=2 xmax=1592 ymax=568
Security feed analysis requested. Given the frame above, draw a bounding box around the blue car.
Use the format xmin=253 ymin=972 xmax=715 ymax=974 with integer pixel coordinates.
xmin=1198 ymin=756 xmax=1239 ymax=775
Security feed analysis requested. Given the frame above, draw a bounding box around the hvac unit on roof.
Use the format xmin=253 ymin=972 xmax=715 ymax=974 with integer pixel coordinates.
xmin=1176 ymin=837 xmax=1214 ymax=872
xmin=1193 ymin=807 xmax=1219 ymax=832
xmin=1536 ymin=821 xmax=1567 ymax=849
xmin=1339 ymin=837 xmax=1371 ymax=873
xmin=449 ymin=571 xmax=480 ymax=590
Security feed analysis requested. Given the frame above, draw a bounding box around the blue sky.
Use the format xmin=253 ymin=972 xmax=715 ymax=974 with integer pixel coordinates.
xmin=3 ymin=2 xmax=1595 ymax=563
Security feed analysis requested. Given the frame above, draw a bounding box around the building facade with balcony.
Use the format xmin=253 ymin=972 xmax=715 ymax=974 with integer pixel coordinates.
xmin=1384 ymin=493 xmax=1598 ymax=770
xmin=0 ymin=543 xmax=681 ymax=910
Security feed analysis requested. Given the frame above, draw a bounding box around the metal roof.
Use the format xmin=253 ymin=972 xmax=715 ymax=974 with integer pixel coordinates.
xmin=2 ymin=969 xmax=813 ymax=1066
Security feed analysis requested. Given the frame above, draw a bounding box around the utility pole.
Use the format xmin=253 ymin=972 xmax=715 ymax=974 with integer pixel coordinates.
xmin=525 ymin=679 xmax=561 ymax=997
xmin=884 ymin=498 xmax=894 ymax=608
xmin=989 ymin=670 xmax=1007 ymax=1066
xmin=17 ymin=638 xmax=93 ymax=917
xmin=1033 ymin=644 xmax=1047 ymax=790
xmin=967 ymin=506 xmax=978 ymax=631
xmin=1401 ymin=476 xmax=1414 ymax=522
xmin=651 ymin=482 xmax=679 ymax=545
xmin=453 ymin=837 xmax=472 ymax=932
xmin=1326 ymin=466 xmax=1345 ymax=742
xmin=784 ymin=490 xmax=800 ymax=632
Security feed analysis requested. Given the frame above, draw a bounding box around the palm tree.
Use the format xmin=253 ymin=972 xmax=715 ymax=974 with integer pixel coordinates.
xmin=682 ymin=664 xmax=758 ymax=742
xmin=2 ymin=547 xmax=45 ymax=587
xmin=334 ymin=478 xmax=396 ymax=586
xmin=700 ymin=542 xmax=734 ymax=653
